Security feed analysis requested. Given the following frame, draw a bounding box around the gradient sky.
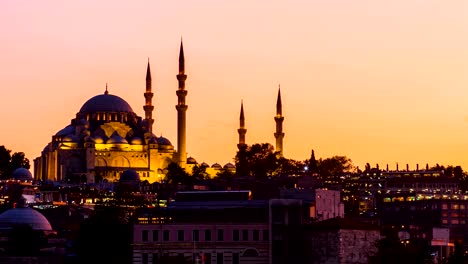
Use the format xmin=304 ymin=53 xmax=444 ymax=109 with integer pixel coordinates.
xmin=1 ymin=0 xmax=467 ymax=172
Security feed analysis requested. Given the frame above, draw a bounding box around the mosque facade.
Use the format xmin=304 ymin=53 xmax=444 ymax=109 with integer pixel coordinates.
xmin=33 ymin=42 xmax=285 ymax=184
xmin=33 ymin=43 xmax=189 ymax=184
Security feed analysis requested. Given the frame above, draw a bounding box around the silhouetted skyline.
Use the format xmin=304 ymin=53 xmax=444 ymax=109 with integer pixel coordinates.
xmin=0 ymin=1 xmax=467 ymax=170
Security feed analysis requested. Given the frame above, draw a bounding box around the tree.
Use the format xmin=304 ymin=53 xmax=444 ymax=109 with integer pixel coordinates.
xmin=234 ymin=143 xmax=280 ymax=180
xmin=317 ymin=155 xmax=354 ymax=177
xmin=0 ymin=146 xmax=12 ymax=178
xmin=10 ymin=152 xmax=30 ymax=170
xmin=165 ymin=162 xmax=191 ymax=185
xmin=0 ymin=146 xmax=30 ymax=179
xmin=191 ymin=164 xmax=207 ymax=182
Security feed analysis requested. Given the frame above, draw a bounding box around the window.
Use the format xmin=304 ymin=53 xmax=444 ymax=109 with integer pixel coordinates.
xmin=193 ymin=229 xmax=199 ymax=242
xmin=262 ymin=230 xmax=269 ymax=241
xmin=205 ymin=230 xmax=212 ymax=241
xmin=253 ymin=230 xmax=259 ymax=241
xmin=232 ymin=253 xmax=239 ymax=264
xmin=152 ymin=230 xmax=159 ymax=241
xmin=178 ymin=230 xmax=185 ymax=241
xmin=233 ymin=230 xmax=239 ymax=241
xmin=204 ymin=253 xmax=211 ymax=264
xmin=217 ymin=253 xmax=223 ymax=264
xmin=152 ymin=253 xmax=159 ymax=264
xmin=142 ymin=230 xmax=148 ymax=242
xmin=163 ymin=230 xmax=170 ymax=241
xmin=242 ymin=230 xmax=248 ymax=241
xmin=217 ymin=229 xmax=224 ymax=241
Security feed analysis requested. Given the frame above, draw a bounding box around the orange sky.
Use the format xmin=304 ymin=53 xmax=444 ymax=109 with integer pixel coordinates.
xmin=0 ymin=0 xmax=467 ymax=172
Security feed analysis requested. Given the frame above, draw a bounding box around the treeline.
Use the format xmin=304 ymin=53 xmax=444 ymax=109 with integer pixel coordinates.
xmin=0 ymin=145 xmax=30 ymax=179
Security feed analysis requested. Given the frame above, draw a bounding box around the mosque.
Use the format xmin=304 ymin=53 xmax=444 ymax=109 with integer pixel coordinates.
xmin=33 ymin=42 xmax=285 ymax=184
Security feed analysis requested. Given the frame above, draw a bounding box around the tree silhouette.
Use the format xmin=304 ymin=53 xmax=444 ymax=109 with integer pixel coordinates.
xmin=0 ymin=146 xmax=30 ymax=179
xmin=0 ymin=146 xmax=12 ymax=178
xmin=235 ymin=143 xmax=280 ymax=180
xmin=11 ymin=152 xmax=30 ymax=170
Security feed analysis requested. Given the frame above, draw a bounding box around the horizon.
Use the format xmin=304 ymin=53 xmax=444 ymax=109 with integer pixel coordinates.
xmin=1 ymin=1 xmax=467 ymax=172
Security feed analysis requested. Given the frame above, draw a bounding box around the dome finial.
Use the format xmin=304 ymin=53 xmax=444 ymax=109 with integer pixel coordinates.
xmin=105 ymin=83 xmax=109 ymax=95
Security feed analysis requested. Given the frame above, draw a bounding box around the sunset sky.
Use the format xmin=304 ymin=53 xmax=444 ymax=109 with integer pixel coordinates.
xmin=1 ymin=0 xmax=467 ymax=172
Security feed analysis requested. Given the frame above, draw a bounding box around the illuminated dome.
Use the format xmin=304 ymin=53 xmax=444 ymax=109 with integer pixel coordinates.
xmin=0 ymin=207 xmax=52 ymax=231
xmin=12 ymin=168 xmax=33 ymax=181
xmin=79 ymin=93 xmax=134 ymax=114
xmin=130 ymin=137 xmax=143 ymax=145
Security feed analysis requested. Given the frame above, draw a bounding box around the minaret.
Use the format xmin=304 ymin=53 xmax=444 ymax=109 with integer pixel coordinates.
xmin=143 ymin=59 xmax=154 ymax=133
xmin=237 ymin=100 xmax=247 ymax=149
xmin=274 ymin=85 xmax=285 ymax=157
xmin=176 ymin=40 xmax=188 ymax=168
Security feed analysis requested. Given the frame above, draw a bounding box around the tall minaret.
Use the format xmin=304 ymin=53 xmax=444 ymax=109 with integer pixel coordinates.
xmin=274 ymin=85 xmax=285 ymax=157
xmin=176 ymin=40 xmax=188 ymax=168
xmin=143 ymin=59 xmax=154 ymax=133
xmin=237 ymin=100 xmax=247 ymax=149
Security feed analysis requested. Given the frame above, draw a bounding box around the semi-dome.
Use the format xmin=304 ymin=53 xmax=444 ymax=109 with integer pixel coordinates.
xmin=0 ymin=207 xmax=52 ymax=231
xmin=63 ymin=134 xmax=79 ymax=142
xmin=107 ymin=132 xmax=128 ymax=144
xmin=79 ymin=93 xmax=134 ymax=114
xmin=12 ymin=168 xmax=33 ymax=181
xmin=157 ymin=136 xmax=172 ymax=146
xmin=120 ymin=169 xmax=140 ymax=183
xmin=55 ymin=125 xmax=75 ymax=137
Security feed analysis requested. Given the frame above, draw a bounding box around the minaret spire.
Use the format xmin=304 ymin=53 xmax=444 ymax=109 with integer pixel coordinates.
xmin=105 ymin=83 xmax=109 ymax=94
xmin=176 ymin=39 xmax=188 ymax=169
xmin=238 ymin=100 xmax=247 ymax=147
xmin=143 ymin=59 xmax=154 ymax=133
xmin=274 ymin=85 xmax=285 ymax=157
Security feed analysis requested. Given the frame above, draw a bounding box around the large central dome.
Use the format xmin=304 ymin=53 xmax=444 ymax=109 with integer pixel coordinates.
xmin=79 ymin=93 xmax=134 ymax=114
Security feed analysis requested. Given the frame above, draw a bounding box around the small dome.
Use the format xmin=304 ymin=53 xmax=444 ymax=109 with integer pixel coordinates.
xmin=200 ymin=162 xmax=209 ymax=168
xmin=187 ymin=157 xmax=197 ymax=164
xmin=120 ymin=169 xmax=140 ymax=183
xmin=130 ymin=137 xmax=143 ymax=145
xmin=211 ymin=163 xmax=222 ymax=169
xmin=55 ymin=125 xmax=75 ymax=137
xmin=157 ymin=136 xmax=172 ymax=146
xmin=12 ymin=168 xmax=33 ymax=181
xmin=224 ymin=163 xmax=235 ymax=169
xmin=79 ymin=93 xmax=134 ymax=114
xmin=0 ymin=208 xmax=52 ymax=231
xmin=94 ymin=136 xmax=105 ymax=144
xmin=107 ymin=132 xmax=128 ymax=144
